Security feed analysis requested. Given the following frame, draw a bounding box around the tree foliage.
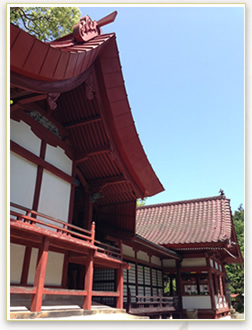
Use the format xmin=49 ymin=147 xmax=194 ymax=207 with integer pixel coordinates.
xmin=225 ymin=204 xmax=244 ymax=311
xmin=10 ymin=7 xmax=81 ymax=41
xmin=137 ymin=199 xmax=146 ymax=207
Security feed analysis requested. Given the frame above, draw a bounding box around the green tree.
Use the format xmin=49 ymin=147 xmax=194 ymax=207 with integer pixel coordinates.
xmin=10 ymin=7 xmax=81 ymax=41
xmin=137 ymin=198 xmax=146 ymax=207
xmin=225 ymin=204 xmax=244 ymax=312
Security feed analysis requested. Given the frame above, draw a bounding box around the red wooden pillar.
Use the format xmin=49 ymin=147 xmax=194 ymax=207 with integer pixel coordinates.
xmin=67 ymin=164 xmax=77 ymax=225
xmin=83 ymin=251 xmax=94 ymax=310
xmin=134 ymin=249 xmax=138 ymax=296
xmin=149 ymin=254 xmax=153 ymax=296
xmin=30 ymin=237 xmax=49 ymax=312
xmin=176 ymin=260 xmax=183 ymax=318
xmin=206 ymin=255 xmax=216 ymax=313
xmin=116 ymin=265 xmax=124 ymax=309
xmin=84 ymin=192 xmax=93 ymax=230
xmin=61 ymin=252 xmax=69 ymax=288
xmin=20 ymin=246 xmax=32 ymax=285
xmin=91 ymin=222 xmax=95 ymax=245
xmin=219 ymin=274 xmax=224 ymax=308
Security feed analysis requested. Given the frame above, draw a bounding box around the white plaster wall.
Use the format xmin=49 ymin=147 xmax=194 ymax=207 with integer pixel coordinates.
xmin=27 ymin=249 xmax=63 ymax=286
xmin=137 ymin=250 xmax=149 ymax=262
xmin=45 ymin=251 xmax=64 ymax=286
xmin=151 ymin=256 xmax=162 ymax=266
xmin=45 ymin=145 xmax=72 ymax=175
xmin=10 ymin=119 xmax=41 ymax=156
xmin=10 ymin=243 xmax=25 ymax=284
xmin=10 ymin=152 xmax=38 ymax=208
xmin=162 ymin=259 xmax=176 ymax=268
xmin=38 ymin=170 xmax=71 ymax=222
xmin=182 ymin=296 xmax=211 ymax=309
xmin=27 ymin=248 xmax=38 ymax=285
xmin=122 ymin=244 xmax=135 ymax=258
xmin=181 ymin=258 xmax=206 ymax=267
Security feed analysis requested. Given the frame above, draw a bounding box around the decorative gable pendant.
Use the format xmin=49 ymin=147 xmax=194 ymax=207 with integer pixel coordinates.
xmin=73 ymin=15 xmax=100 ymax=42
xmin=73 ymin=11 xmax=118 ymax=43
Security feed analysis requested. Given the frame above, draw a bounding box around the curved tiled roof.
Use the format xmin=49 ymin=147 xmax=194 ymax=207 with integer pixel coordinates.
xmin=136 ymin=195 xmax=233 ymax=246
xmin=10 ymin=22 xmax=164 ymax=201
xmin=10 ymin=23 xmax=114 ymax=82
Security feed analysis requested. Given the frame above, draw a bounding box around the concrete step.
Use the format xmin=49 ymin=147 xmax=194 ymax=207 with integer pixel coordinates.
xmin=10 ymin=304 xmax=149 ymax=320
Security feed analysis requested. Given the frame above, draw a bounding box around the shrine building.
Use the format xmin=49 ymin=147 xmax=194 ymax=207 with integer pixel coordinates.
xmin=9 ymin=11 xmax=242 ymax=320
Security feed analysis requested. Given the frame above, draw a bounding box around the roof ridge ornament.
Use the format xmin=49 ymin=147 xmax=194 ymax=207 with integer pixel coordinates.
xmin=73 ymin=11 xmax=117 ymax=43
xmin=219 ymin=189 xmax=225 ymax=197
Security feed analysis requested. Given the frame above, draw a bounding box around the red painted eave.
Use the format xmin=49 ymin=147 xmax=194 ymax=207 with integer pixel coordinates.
xmin=96 ymin=35 xmax=164 ymax=198
xmin=10 ymin=24 xmax=115 ymax=82
xmin=10 ymin=24 xmax=164 ymax=199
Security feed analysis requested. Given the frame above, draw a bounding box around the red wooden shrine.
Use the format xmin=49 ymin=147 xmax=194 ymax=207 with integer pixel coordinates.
xmin=9 ymin=12 xmax=242 ymax=320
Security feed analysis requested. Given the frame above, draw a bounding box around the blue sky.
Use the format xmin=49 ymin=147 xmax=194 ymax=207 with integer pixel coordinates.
xmin=83 ymin=5 xmax=245 ymax=212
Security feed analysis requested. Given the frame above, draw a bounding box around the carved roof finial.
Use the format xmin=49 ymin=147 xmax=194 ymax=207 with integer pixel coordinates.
xmin=73 ymin=11 xmax=117 ymax=43
xmin=219 ymin=189 xmax=225 ymax=197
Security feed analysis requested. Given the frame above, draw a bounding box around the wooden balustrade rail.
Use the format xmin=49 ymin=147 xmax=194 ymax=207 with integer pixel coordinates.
xmin=95 ymin=240 xmax=122 ymax=259
xmin=10 ymin=203 xmax=124 ymax=312
xmin=10 ymin=202 xmax=93 ymax=240
xmin=10 ymin=202 xmax=122 ymax=260
xmin=126 ymin=288 xmax=176 ymax=317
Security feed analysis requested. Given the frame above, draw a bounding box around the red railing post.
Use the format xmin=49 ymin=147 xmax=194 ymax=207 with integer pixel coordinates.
xmin=119 ymin=239 xmax=122 ymax=260
xmin=91 ymin=221 xmax=95 ymax=245
xmin=30 ymin=237 xmax=49 ymax=312
xmin=116 ymin=265 xmax=123 ymax=309
xmin=83 ymin=251 xmax=94 ymax=310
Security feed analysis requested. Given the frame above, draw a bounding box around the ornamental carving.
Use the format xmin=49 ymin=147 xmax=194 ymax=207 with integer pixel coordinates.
xmin=73 ymin=15 xmax=101 ymax=43
xmin=47 ymin=93 xmax=60 ymax=110
xmin=28 ymin=111 xmax=61 ymax=139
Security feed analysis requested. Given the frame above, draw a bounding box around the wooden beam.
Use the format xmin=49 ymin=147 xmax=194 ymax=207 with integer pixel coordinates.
xmin=88 ymin=175 xmax=126 ymax=188
xmin=64 ymin=115 xmax=102 ymax=129
xmin=76 ymin=167 xmax=89 ymax=188
xmin=68 ymin=254 xmax=89 ymax=265
xmin=15 ymin=94 xmax=47 ymax=105
xmin=75 ymin=145 xmax=111 ymax=163
xmin=20 ymin=102 xmax=69 ymax=138
xmin=32 ymin=140 xmax=46 ymax=212
xmin=92 ymin=291 xmax=119 ymax=297
xmin=30 ymin=237 xmax=49 ymax=312
xmin=97 ymin=11 xmax=117 ymax=27
xmin=11 ymin=94 xmax=48 ymax=113
xmin=10 ymin=286 xmax=36 ymax=294
xmin=11 ymin=140 xmax=74 ymax=185
xmin=11 ymin=111 xmax=73 ymax=158
xmin=43 ymin=288 xmax=87 ymax=296
xmin=206 ymin=255 xmax=217 ymax=312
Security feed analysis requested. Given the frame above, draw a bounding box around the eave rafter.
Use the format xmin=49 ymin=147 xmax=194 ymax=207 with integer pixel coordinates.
xmin=10 ymin=93 xmax=48 ymax=113
xmin=75 ymin=145 xmax=111 ymax=163
xmin=11 ymin=92 xmax=48 ymax=108
xmin=88 ymin=175 xmax=126 ymax=190
xmin=64 ymin=115 xmax=102 ymax=130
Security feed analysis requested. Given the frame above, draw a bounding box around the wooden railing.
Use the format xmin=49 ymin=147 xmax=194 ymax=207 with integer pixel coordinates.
xmin=126 ymin=288 xmax=176 ymax=317
xmin=10 ymin=202 xmax=121 ymax=260
xmin=95 ymin=240 xmax=122 ymax=260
